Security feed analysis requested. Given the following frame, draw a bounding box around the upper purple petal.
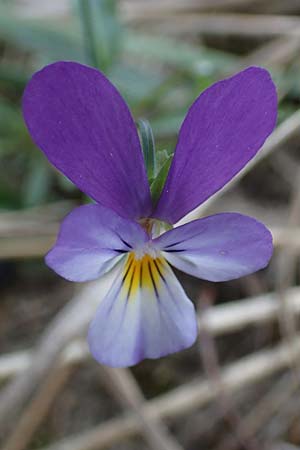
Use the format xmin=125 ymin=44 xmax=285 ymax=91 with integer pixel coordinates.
xmin=22 ymin=61 xmax=152 ymax=221
xmin=153 ymin=67 xmax=277 ymax=223
xmin=46 ymin=203 xmax=148 ymax=282
xmin=154 ymin=212 xmax=273 ymax=282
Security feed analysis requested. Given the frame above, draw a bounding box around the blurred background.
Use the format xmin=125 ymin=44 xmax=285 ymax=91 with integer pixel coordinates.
xmin=1 ymin=1 xmax=300 ymax=449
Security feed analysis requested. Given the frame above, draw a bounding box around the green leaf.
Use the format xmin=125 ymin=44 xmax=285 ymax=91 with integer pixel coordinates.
xmin=156 ymin=149 xmax=170 ymax=173
xmin=137 ymin=119 xmax=156 ymax=181
xmin=0 ymin=182 xmax=21 ymax=209
xmin=0 ymin=100 xmax=25 ymax=137
xmin=0 ymin=4 xmax=84 ymax=60
xmin=150 ymin=154 xmax=173 ymax=205
xmin=124 ymin=32 xmax=236 ymax=76
xmin=0 ymin=65 xmax=29 ymax=96
xmin=78 ymin=0 xmax=122 ymax=71
xmin=22 ymin=158 xmax=52 ymax=207
xmin=109 ymin=63 xmax=166 ymax=105
xmin=152 ymin=113 xmax=185 ymax=138
xmin=56 ymin=173 xmax=78 ymax=193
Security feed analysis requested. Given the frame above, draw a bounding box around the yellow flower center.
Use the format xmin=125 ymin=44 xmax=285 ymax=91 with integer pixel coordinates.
xmin=122 ymin=252 xmax=166 ymax=300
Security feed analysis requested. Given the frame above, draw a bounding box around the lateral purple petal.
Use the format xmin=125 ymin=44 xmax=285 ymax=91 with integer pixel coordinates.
xmin=46 ymin=204 xmax=148 ymax=282
xmin=154 ymin=213 xmax=273 ymax=282
xmin=154 ymin=67 xmax=277 ymax=223
xmin=22 ymin=61 xmax=152 ymax=220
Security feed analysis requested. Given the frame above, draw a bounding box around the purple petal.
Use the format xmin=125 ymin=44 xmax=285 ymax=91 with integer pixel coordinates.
xmin=46 ymin=204 xmax=148 ymax=282
xmin=22 ymin=61 xmax=152 ymax=220
xmin=88 ymin=254 xmax=197 ymax=367
xmin=154 ymin=213 xmax=273 ymax=282
xmin=153 ymin=67 xmax=277 ymax=223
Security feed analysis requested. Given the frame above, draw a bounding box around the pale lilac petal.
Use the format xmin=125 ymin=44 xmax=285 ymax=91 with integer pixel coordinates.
xmin=46 ymin=204 xmax=148 ymax=282
xmin=154 ymin=213 xmax=273 ymax=282
xmin=154 ymin=67 xmax=277 ymax=223
xmin=22 ymin=61 xmax=152 ymax=220
xmin=88 ymin=255 xmax=197 ymax=367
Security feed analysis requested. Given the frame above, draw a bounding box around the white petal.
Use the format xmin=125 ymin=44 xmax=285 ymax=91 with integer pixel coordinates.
xmin=88 ymin=254 xmax=197 ymax=367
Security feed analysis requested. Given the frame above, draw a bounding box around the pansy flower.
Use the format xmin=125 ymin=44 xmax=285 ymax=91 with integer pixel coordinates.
xmin=22 ymin=62 xmax=277 ymax=367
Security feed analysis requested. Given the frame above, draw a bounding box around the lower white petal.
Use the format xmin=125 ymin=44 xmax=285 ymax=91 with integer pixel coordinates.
xmin=88 ymin=253 xmax=197 ymax=367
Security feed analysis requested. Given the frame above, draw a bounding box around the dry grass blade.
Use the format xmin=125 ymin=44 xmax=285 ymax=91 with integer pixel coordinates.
xmin=242 ymin=35 xmax=300 ymax=68
xmin=99 ymin=367 xmax=184 ymax=450
xmin=0 ymin=272 xmax=116 ymax=438
xmin=2 ymin=285 xmax=300 ymax=446
xmin=218 ymin=373 xmax=298 ymax=450
xmin=264 ymin=391 xmax=300 ymax=442
xmin=0 ymin=236 xmax=56 ymax=259
xmin=39 ymin=337 xmax=300 ymax=450
xmin=125 ymin=13 xmax=300 ymax=38
xmin=3 ymin=286 xmax=300 ymax=382
xmin=198 ymin=291 xmax=260 ymax=450
xmin=2 ymin=364 xmax=74 ymax=450
xmin=121 ymin=0 xmax=258 ymax=20
xmin=0 ymin=202 xmax=70 ymax=259
xmin=275 ymin=172 xmax=300 ymax=387
xmin=272 ymin=227 xmax=300 ymax=250
xmin=272 ymin=443 xmax=300 ymax=450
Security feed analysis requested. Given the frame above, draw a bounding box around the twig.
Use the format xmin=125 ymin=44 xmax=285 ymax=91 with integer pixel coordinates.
xmin=271 ymin=442 xmax=300 ymax=450
xmin=39 ymin=337 xmax=300 ymax=450
xmin=99 ymin=367 xmax=184 ymax=450
xmin=219 ymin=373 xmax=298 ymax=450
xmin=3 ymin=286 xmax=300 ymax=381
xmin=269 ymin=153 xmax=299 ymax=190
xmin=2 ymin=364 xmax=74 ymax=450
xmin=0 ymin=270 xmax=117 ymax=439
xmin=0 ymin=201 xmax=72 ymax=229
xmin=198 ymin=289 xmax=259 ymax=450
xmin=0 ymin=202 xmax=70 ymax=259
xmin=242 ymin=35 xmax=300 ymax=68
xmin=272 ymin=227 xmax=300 ymax=250
xmin=0 ymin=235 xmax=56 ymax=259
xmin=265 ymin=390 xmax=300 ymax=441
xmin=121 ymin=0 xmax=258 ymax=20
xmin=125 ymin=13 xmax=300 ymax=38
xmin=276 ymin=171 xmax=300 ymax=384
